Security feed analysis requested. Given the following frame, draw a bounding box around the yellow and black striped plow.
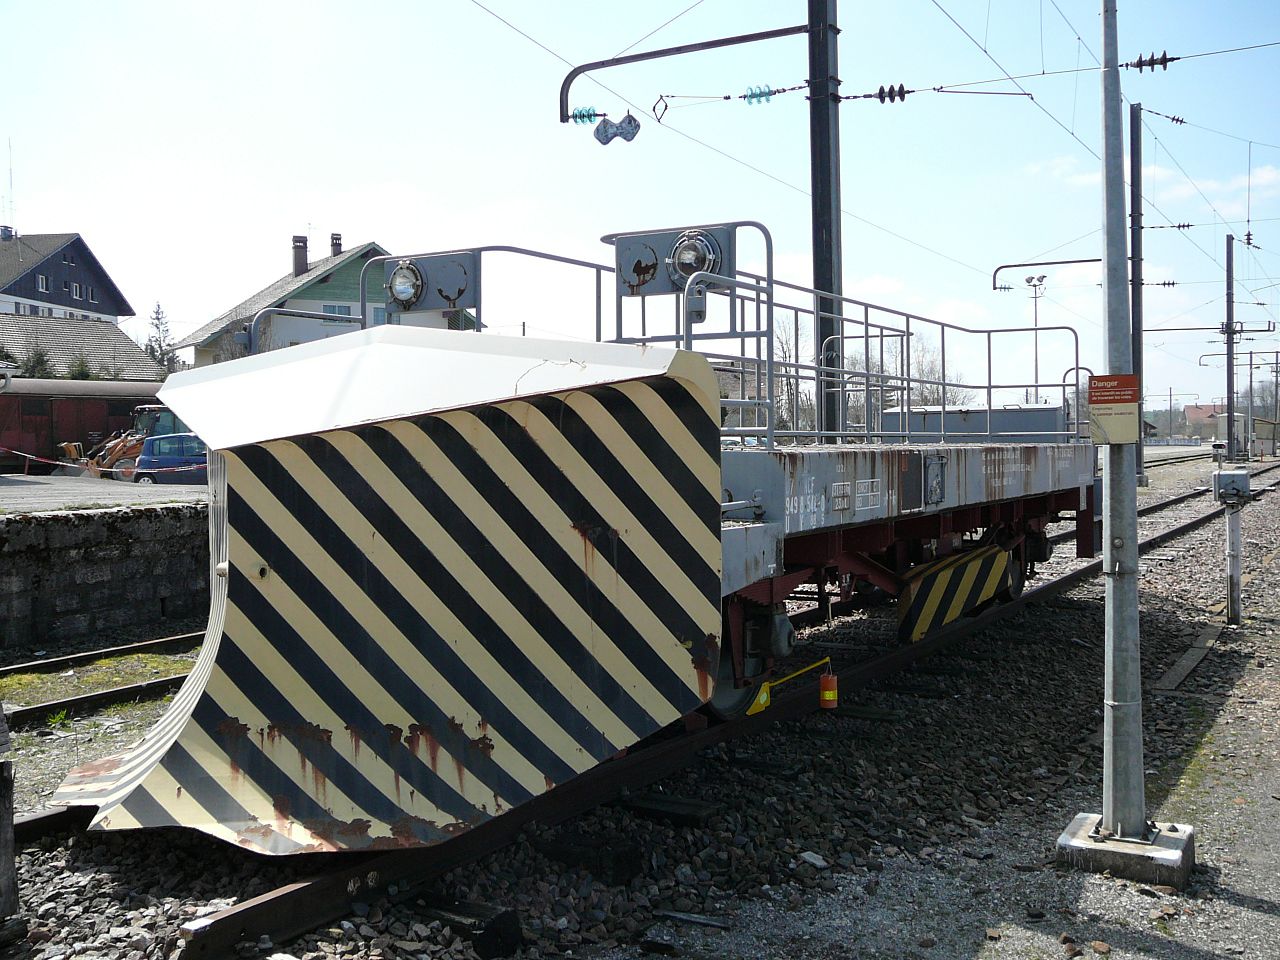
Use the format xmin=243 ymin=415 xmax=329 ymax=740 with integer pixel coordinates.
xmin=897 ymin=545 xmax=1010 ymax=643
xmin=54 ymin=371 xmax=722 ymax=854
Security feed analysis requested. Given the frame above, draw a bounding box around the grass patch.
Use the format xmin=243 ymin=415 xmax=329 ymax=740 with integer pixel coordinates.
xmin=0 ymin=651 xmax=195 ymax=706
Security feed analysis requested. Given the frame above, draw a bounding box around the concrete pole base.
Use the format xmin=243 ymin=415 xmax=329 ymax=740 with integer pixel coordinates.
xmin=1056 ymin=812 xmax=1195 ymax=889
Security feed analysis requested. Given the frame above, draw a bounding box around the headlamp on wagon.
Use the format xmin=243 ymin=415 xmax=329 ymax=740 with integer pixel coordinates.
xmin=609 ymin=224 xmax=736 ymax=297
xmin=387 ymin=260 xmax=424 ymax=309
xmin=667 ymin=230 xmax=722 ymax=286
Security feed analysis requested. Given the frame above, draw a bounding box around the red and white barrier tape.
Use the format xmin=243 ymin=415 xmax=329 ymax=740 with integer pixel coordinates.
xmin=0 ymin=446 xmax=206 ymax=475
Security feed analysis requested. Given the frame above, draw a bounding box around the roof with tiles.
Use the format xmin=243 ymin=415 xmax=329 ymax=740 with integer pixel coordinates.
xmin=0 ymin=312 xmax=167 ymax=381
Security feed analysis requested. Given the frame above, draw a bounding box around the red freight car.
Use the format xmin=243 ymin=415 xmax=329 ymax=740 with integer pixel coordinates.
xmin=0 ymin=376 xmax=163 ymax=473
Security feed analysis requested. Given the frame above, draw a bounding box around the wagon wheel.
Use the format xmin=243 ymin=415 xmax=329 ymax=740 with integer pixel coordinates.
xmin=705 ymin=639 xmax=767 ymax=720
xmin=998 ymin=544 xmax=1027 ymax=601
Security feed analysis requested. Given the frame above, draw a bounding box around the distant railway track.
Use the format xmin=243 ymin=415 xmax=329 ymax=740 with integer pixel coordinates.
xmin=1142 ymin=451 xmax=1211 ymax=467
xmin=15 ymin=466 xmax=1280 ymax=957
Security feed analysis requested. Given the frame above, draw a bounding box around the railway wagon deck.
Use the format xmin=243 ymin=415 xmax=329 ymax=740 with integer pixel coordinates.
xmin=52 ymin=221 xmax=1096 ymax=852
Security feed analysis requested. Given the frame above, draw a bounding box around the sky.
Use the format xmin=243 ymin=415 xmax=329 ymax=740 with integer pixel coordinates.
xmin=4 ymin=0 xmax=1279 ymax=412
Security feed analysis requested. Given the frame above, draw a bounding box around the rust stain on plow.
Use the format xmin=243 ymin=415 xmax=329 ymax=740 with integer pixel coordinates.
xmin=272 ymin=793 xmax=291 ymax=824
xmin=216 ymin=717 xmax=250 ymax=740
xmin=238 ymin=822 xmax=275 ymax=847
xmin=691 ymin=633 xmax=718 ymax=702
xmin=69 ymin=756 xmax=121 ymax=779
xmin=311 ymin=763 xmax=328 ymax=803
xmin=406 ymin=723 xmax=441 ymax=772
xmin=469 ymin=735 xmax=495 ymax=757
xmin=336 ymin=818 xmax=372 ymax=839
xmin=345 ymin=724 xmax=362 ymax=760
xmin=571 ymin=520 xmax=619 ymax=578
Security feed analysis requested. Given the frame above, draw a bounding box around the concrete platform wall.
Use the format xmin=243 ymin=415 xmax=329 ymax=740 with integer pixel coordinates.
xmin=0 ymin=505 xmax=209 ymax=648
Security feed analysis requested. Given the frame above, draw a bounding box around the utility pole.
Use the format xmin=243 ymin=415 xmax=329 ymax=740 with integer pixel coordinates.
xmin=1097 ymin=0 xmax=1145 ymax=844
xmin=1059 ymin=3 xmax=1193 ymax=889
xmin=1226 ymin=235 xmax=1237 ymax=460
xmin=1130 ymin=103 xmax=1147 ymax=484
xmin=809 ymin=0 xmax=844 ymax=440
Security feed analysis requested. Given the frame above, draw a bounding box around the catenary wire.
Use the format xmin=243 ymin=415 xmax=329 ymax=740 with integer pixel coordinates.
xmin=613 ymin=0 xmax=707 ymax=58
xmin=467 ymin=0 xmax=992 ymax=278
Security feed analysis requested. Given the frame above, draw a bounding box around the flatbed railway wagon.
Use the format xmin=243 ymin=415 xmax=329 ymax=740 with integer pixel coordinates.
xmin=54 ymin=222 xmax=1097 ymax=854
xmin=0 ymin=376 xmax=163 ymax=473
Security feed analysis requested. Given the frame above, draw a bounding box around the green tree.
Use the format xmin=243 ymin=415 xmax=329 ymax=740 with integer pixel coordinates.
xmin=146 ymin=302 xmax=176 ymax=374
xmin=20 ymin=346 xmax=54 ymax=378
xmin=67 ymin=351 xmax=96 ymax=380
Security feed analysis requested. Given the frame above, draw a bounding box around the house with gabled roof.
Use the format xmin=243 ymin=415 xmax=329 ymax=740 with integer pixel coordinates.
xmin=175 ymin=234 xmax=391 ymax=367
xmin=176 ymin=234 xmax=480 ymax=367
xmin=0 ymin=226 xmax=135 ymax=324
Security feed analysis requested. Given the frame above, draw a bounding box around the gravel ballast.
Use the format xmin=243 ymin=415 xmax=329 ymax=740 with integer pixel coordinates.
xmin=4 ymin=462 xmax=1278 ymax=960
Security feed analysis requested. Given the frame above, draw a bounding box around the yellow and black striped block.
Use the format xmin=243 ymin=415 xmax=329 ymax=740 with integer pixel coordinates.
xmin=897 ymin=545 xmax=1010 ymax=643
xmin=54 ymin=372 xmax=722 ymax=854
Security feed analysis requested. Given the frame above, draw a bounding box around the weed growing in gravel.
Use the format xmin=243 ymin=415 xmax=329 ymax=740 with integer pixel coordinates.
xmin=47 ymin=708 xmax=70 ymax=728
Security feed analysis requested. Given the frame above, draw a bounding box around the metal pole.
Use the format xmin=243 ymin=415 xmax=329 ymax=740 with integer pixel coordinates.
xmin=809 ymin=0 xmax=844 ymax=440
xmin=1226 ymin=235 xmax=1237 ymax=460
xmin=1033 ymin=287 xmax=1040 ymax=403
xmin=1169 ymin=387 xmax=1174 ymax=440
xmin=1130 ymin=103 xmax=1148 ymax=483
xmin=1226 ymin=503 xmax=1243 ymax=625
xmin=1248 ymin=351 xmax=1255 ymax=459
xmin=1100 ymin=0 xmax=1146 ymax=841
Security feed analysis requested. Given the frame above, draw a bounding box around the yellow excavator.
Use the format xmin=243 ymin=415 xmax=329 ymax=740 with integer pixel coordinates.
xmin=59 ymin=405 xmax=190 ymax=480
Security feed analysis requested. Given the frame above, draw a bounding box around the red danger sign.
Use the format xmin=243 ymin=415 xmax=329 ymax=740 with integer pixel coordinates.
xmin=1088 ymin=374 xmax=1140 ymax=405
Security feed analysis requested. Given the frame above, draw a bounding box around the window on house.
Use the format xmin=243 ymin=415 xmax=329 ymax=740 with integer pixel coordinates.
xmin=71 ymin=282 xmax=82 ymax=299
xmin=88 ymin=287 xmax=97 ymax=303
xmin=61 ymin=251 xmax=75 ymax=266
xmin=63 ymin=280 xmax=69 ymax=292
xmin=322 ymin=304 xmax=351 ymax=316
xmin=372 ymin=307 xmax=386 ymax=325
xmin=37 ymin=274 xmax=48 ymax=292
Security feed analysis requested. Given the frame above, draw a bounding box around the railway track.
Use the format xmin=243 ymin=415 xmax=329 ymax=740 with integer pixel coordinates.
xmin=5 ymin=461 xmax=1261 ymax=730
xmin=12 ymin=463 xmax=1275 ymax=956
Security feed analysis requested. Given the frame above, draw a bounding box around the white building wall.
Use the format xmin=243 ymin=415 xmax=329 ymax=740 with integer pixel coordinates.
xmin=0 ymin=294 xmax=118 ymax=324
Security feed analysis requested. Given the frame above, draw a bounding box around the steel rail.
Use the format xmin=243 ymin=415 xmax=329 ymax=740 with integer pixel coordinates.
xmin=0 ymin=631 xmax=203 ymax=679
xmin=4 ymin=674 xmax=188 ymax=728
xmin=169 ymin=472 xmax=1280 ymax=957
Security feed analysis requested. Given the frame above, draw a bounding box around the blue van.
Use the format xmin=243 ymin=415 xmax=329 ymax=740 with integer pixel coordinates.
xmin=133 ymin=432 xmax=208 ymax=485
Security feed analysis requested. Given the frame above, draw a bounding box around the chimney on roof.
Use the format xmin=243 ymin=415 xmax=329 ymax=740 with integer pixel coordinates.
xmin=291 ymin=235 xmax=308 ymax=277
xmin=330 ymin=233 xmax=342 ymax=257
xmin=0 ymin=226 xmax=14 ymax=241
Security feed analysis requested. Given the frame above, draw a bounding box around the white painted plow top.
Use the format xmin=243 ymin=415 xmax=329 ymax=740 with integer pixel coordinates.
xmin=160 ymin=326 xmax=707 ymax=451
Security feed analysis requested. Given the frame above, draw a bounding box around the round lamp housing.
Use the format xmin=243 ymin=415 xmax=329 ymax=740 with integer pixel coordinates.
xmin=666 ymin=230 xmax=721 ymax=287
xmin=388 ymin=260 xmax=424 ymax=309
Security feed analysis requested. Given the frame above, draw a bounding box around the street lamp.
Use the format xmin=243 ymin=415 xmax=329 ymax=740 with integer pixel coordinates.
xmin=1026 ymin=275 xmax=1046 ymax=403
